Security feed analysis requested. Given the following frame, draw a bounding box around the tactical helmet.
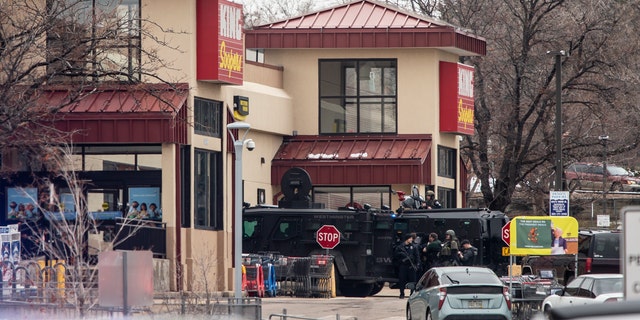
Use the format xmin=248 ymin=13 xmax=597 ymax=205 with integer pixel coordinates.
xmin=445 ymin=229 xmax=456 ymax=237
xmin=426 ymin=190 xmax=435 ymax=196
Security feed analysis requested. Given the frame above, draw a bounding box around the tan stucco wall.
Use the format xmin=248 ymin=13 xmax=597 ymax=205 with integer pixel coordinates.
xmin=139 ymin=0 xmax=468 ymax=293
xmin=263 ymin=48 xmax=464 ymax=204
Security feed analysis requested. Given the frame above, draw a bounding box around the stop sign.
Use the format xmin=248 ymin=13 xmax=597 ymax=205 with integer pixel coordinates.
xmin=502 ymin=221 xmax=511 ymax=246
xmin=316 ymin=225 xmax=341 ymax=249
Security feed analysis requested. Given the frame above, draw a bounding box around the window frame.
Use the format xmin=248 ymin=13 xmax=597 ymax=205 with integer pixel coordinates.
xmin=194 ymin=149 xmax=223 ymax=230
xmin=437 ymin=145 xmax=457 ymax=178
xmin=312 ymin=185 xmax=392 ymax=210
xmin=437 ymin=187 xmax=455 ymax=209
xmin=318 ymin=59 xmax=398 ymax=135
xmin=46 ymin=0 xmax=142 ymax=82
xmin=194 ymin=97 xmax=223 ymax=137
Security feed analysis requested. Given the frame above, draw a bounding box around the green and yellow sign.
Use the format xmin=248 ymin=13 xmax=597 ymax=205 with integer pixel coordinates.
xmin=509 ymin=216 xmax=578 ymax=256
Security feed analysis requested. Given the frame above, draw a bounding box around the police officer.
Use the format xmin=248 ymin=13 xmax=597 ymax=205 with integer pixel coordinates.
xmin=421 ymin=232 xmax=442 ymax=272
xmin=440 ymin=229 xmax=460 ymax=266
xmin=423 ymin=190 xmax=442 ymax=209
xmin=458 ymin=239 xmax=478 ymax=266
xmin=394 ymin=233 xmax=419 ymax=298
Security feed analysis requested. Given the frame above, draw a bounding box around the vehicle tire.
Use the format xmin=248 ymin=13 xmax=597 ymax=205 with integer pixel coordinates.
xmin=369 ymin=282 xmax=385 ymax=296
xmin=426 ymin=308 xmax=433 ymax=320
xmin=568 ymin=179 xmax=580 ymax=191
xmin=339 ymin=279 xmax=374 ymax=297
xmin=543 ymin=304 xmax=552 ymax=320
xmin=406 ymin=305 xmax=413 ymax=320
xmin=611 ymin=182 xmax=624 ymax=192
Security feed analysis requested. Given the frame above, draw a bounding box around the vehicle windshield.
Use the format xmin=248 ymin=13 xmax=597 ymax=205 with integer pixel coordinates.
xmin=593 ymin=277 xmax=623 ymax=295
xmin=441 ymin=271 xmax=502 ymax=285
xmin=592 ymin=233 xmax=620 ymax=258
xmin=608 ymin=166 xmax=631 ymax=176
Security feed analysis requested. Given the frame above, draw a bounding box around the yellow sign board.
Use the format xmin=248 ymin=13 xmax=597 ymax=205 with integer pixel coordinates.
xmin=509 ymin=216 xmax=579 ymax=256
xmin=502 ymin=247 xmax=510 ymax=256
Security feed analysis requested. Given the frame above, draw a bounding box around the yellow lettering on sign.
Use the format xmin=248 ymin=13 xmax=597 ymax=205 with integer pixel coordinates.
xmin=502 ymin=247 xmax=510 ymax=256
xmin=457 ymin=99 xmax=474 ymax=126
xmin=219 ymin=41 xmax=243 ymax=77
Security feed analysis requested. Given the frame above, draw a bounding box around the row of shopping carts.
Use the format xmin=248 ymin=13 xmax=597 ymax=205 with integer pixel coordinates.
xmin=242 ymin=253 xmax=334 ymax=298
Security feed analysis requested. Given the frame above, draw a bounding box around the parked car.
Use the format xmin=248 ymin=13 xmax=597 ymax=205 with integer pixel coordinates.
xmin=575 ymin=230 xmax=621 ymax=275
xmin=565 ymin=162 xmax=640 ymax=192
xmin=548 ymin=299 xmax=640 ymax=320
xmin=406 ymin=266 xmax=512 ymax=320
xmin=541 ymin=273 xmax=623 ymax=317
xmin=522 ymin=230 xmax=621 ymax=285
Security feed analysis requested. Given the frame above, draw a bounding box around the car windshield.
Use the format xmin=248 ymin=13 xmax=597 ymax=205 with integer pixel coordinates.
xmin=441 ymin=271 xmax=502 ymax=285
xmin=608 ymin=166 xmax=630 ymax=176
xmin=593 ymin=233 xmax=620 ymax=258
xmin=593 ymin=277 xmax=623 ymax=295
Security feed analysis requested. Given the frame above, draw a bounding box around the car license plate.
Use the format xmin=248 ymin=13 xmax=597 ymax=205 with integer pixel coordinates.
xmin=468 ymin=300 xmax=483 ymax=309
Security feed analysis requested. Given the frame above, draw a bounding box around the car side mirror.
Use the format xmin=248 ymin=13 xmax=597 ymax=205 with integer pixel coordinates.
xmin=406 ymin=282 xmax=416 ymax=291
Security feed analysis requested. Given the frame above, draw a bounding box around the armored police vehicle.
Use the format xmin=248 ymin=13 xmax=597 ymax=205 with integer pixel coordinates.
xmin=242 ymin=168 xmax=510 ymax=297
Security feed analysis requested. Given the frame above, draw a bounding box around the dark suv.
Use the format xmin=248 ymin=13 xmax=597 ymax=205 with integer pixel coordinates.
xmin=565 ymin=162 xmax=640 ymax=192
xmin=575 ymin=230 xmax=620 ymax=274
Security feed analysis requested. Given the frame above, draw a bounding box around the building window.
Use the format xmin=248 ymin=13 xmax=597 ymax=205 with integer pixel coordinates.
xmin=313 ymin=186 xmax=391 ymax=210
xmin=437 ymin=146 xmax=457 ymax=178
xmin=75 ymin=145 xmax=161 ymax=172
xmin=194 ymin=149 xmax=223 ymax=229
xmin=47 ymin=0 xmax=141 ymax=82
xmin=194 ymin=97 xmax=223 ymax=137
xmin=319 ymin=59 xmax=397 ymax=134
xmin=438 ymin=187 xmax=455 ymax=209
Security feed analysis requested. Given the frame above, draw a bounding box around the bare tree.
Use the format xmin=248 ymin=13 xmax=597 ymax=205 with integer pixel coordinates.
xmin=0 ymin=0 xmax=185 ymax=163
xmin=1 ymin=0 xmax=184 ymax=314
xmin=431 ymin=0 xmax=640 ymax=212
xmin=16 ymin=143 xmax=153 ymax=316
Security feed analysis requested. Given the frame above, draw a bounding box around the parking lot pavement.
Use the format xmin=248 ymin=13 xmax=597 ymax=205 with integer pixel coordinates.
xmin=261 ymin=285 xmax=406 ymax=320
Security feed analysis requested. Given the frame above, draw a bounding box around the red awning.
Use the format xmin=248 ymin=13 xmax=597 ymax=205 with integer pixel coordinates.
xmin=45 ymin=83 xmax=189 ymax=144
xmin=271 ymin=135 xmax=432 ymax=185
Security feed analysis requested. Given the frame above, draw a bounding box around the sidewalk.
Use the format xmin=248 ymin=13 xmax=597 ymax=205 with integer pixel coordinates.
xmin=261 ymin=285 xmax=406 ymax=320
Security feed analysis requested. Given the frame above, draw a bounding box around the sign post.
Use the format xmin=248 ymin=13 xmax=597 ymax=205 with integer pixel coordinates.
xmin=622 ymin=207 xmax=640 ymax=301
xmin=316 ymin=225 xmax=341 ymax=249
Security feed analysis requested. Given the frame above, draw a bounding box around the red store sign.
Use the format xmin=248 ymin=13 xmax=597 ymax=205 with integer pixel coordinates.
xmin=439 ymin=61 xmax=475 ymax=135
xmin=196 ymin=0 xmax=244 ymax=84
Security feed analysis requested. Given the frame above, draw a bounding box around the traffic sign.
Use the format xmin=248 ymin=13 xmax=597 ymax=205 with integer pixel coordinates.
xmin=549 ymin=191 xmax=570 ymax=216
xmin=622 ymin=207 xmax=640 ymax=300
xmin=316 ymin=225 xmax=341 ymax=249
xmin=501 ymin=221 xmax=511 ymax=246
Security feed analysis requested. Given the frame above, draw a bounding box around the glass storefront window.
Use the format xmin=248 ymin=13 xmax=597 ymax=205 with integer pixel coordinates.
xmin=66 ymin=145 xmax=162 ymax=171
xmin=313 ymin=186 xmax=391 ymax=210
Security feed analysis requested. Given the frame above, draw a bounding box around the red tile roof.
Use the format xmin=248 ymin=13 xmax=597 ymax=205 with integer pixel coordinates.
xmin=245 ymin=0 xmax=485 ymax=55
xmin=271 ymin=134 xmax=432 ymax=185
xmin=43 ymin=83 xmax=190 ymax=144
xmin=41 ymin=83 xmax=189 ymax=114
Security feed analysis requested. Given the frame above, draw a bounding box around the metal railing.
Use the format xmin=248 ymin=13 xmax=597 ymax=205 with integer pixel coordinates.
xmin=269 ymin=308 xmax=356 ymax=320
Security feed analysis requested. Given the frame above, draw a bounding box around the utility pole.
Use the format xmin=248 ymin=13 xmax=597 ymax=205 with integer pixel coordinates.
xmin=599 ymin=135 xmax=609 ymax=217
xmin=547 ymin=50 xmax=566 ymax=190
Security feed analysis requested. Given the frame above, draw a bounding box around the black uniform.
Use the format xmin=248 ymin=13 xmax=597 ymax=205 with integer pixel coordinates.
xmin=394 ymin=236 xmax=420 ymax=298
xmin=459 ymin=244 xmax=478 ymax=266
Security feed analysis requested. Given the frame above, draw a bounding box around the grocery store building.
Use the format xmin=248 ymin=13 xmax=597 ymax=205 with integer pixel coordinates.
xmin=0 ymin=0 xmax=485 ymax=293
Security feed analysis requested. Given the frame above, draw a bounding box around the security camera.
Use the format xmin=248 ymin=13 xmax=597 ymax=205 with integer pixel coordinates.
xmin=246 ymin=139 xmax=255 ymax=151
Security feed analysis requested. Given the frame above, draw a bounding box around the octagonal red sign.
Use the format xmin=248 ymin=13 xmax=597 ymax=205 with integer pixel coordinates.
xmin=316 ymin=225 xmax=341 ymax=249
xmin=502 ymin=221 xmax=511 ymax=246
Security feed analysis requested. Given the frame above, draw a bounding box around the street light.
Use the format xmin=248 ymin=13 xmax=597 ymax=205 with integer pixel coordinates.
xmin=227 ymin=121 xmax=252 ymax=299
xmin=547 ymin=50 xmax=566 ymax=191
xmin=599 ymin=135 xmax=609 ymax=217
